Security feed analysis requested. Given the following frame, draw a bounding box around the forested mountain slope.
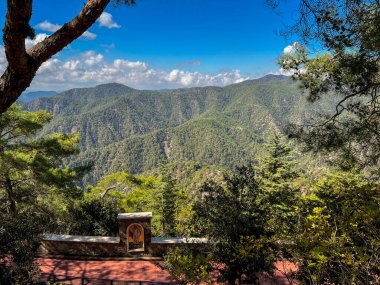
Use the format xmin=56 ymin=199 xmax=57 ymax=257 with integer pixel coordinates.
xmin=19 ymin=90 xmax=57 ymax=102
xmin=22 ymin=75 xmax=334 ymax=184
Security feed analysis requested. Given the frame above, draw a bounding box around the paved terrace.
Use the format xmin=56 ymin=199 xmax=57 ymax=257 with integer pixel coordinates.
xmin=36 ymin=258 xmax=173 ymax=283
xmin=36 ymin=258 xmax=298 ymax=284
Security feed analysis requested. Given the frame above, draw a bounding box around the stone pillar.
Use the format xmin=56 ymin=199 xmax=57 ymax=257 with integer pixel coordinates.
xmin=117 ymin=212 xmax=152 ymax=253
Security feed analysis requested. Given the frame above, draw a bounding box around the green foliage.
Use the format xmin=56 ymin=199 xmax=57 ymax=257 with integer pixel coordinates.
xmin=86 ymin=170 xmax=152 ymax=201
xmin=164 ymin=247 xmax=212 ymax=285
xmin=258 ymin=133 xmax=299 ymax=184
xmin=22 ymin=77 xmax=333 ymax=185
xmin=147 ymin=160 xmax=226 ymax=237
xmin=0 ymin=105 xmax=84 ymax=214
xmin=67 ymin=197 xmax=122 ymax=236
xmin=256 ymin=134 xmax=301 ymax=235
xmin=150 ymin=168 xmax=179 ymax=237
xmin=276 ymin=1 xmax=380 ymax=166
xmin=0 ymin=105 xmax=84 ymax=283
xmin=0 ymin=208 xmax=46 ymax=285
xmin=293 ymin=171 xmax=380 ymax=284
xmin=181 ymin=136 xmax=302 ymax=284
xmin=192 ymin=166 xmax=278 ymax=283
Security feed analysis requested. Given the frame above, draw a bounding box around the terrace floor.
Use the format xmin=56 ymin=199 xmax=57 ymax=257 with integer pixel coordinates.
xmin=36 ymin=257 xmax=173 ymax=284
xmin=36 ymin=257 xmax=298 ymax=284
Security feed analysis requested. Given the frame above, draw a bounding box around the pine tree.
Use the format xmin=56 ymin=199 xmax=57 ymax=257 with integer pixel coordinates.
xmin=0 ymin=105 xmax=84 ymax=214
xmin=0 ymin=105 xmax=85 ymax=284
xmin=256 ymin=133 xmax=301 ymax=235
xmin=160 ymin=172 xmax=178 ymax=236
xmin=258 ymin=133 xmax=299 ymax=185
xmin=192 ymin=166 xmax=276 ymax=284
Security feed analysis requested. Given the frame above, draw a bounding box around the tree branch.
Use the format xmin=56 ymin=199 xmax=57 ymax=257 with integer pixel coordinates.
xmin=29 ymin=0 xmax=111 ymax=63
xmin=0 ymin=0 xmax=113 ymax=114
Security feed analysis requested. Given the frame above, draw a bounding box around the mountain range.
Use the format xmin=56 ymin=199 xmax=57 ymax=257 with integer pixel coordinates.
xmin=19 ymin=90 xmax=57 ymax=102
xmin=22 ymin=75 xmax=334 ymax=185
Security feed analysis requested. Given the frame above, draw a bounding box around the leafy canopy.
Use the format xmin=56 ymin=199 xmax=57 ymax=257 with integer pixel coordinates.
xmin=0 ymin=105 xmax=85 ymax=284
xmin=292 ymin=171 xmax=380 ymax=284
xmin=273 ymin=1 xmax=380 ymax=167
xmin=189 ymin=136 xmax=301 ymax=284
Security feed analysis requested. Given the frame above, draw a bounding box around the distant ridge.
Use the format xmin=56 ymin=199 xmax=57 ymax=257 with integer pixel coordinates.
xmin=21 ymin=75 xmax=289 ymax=104
xmin=237 ymin=74 xmax=289 ymax=85
xmin=259 ymin=74 xmax=288 ymax=81
xmin=22 ymin=74 xmax=333 ymax=185
xmin=19 ymin=90 xmax=57 ymax=102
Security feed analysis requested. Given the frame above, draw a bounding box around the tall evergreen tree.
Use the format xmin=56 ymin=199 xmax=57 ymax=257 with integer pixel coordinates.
xmin=193 ymin=166 xmax=276 ymax=284
xmin=180 ymin=136 xmax=302 ymax=284
xmin=256 ymin=133 xmax=301 ymax=235
xmin=258 ymin=133 xmax=299 ymax=184
xmin=160 ymin=172 xmax=178 ymax=237
xmin=0 ymin=105 xmax=84 ymax=284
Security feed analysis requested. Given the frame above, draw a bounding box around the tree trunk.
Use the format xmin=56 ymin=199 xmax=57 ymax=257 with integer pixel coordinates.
xmin=5 ymin=174 xmax=16 ymax=214
xmin=0 ymin=65 xmax=39 ymax=114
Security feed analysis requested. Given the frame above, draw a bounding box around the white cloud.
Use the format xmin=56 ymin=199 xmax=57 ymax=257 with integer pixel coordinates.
xmin=25 ymin=33 xmax=49 ymax=49
xmin=97 ymin=12 xmax=121 ymax=29
xmin=0 ymin=46 xmax=250 ymax=91
xmin=283 ymin=42 xmax=299 ymax=54
xmin=35 ymin=20 xmax=96 ymax=40
xmin=82 ymin=31 xmax=97 ymax=40
xmin=35 ymin=20 xmax=61 ymax=33
xmin=15 ymin=50 xmax=248 ymax=91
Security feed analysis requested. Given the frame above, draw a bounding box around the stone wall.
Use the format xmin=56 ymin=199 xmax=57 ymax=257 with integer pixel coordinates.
xmin=39 ymin=240 xmax=126 ymax=257
xmin=39 ymin=238 xmax=207 ymax=257
xmin=38 ymin=212 xmax=207 ymax=258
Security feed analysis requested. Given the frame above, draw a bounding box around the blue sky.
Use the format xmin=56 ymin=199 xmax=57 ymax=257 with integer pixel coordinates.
xmin=0 ymin=0 xmax=298 ymax=91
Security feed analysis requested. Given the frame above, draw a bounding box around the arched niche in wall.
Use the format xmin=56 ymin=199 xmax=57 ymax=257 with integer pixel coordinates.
xmin=127 ymin=223 xmax=144 ymax=252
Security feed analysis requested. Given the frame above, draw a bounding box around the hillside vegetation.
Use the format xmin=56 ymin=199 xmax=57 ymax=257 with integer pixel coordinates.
xmin=23 ymin=75 xmax=334 ymax=184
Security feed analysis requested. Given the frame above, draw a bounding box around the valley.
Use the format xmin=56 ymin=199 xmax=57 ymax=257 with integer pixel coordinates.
xmin=22 ymin=74 xmax=334 ymax=185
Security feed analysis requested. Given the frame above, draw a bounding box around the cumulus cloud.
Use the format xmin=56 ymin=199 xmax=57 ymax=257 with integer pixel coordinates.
xmin=35 ymin=20 xmax=96 ymax=40
xmin=283 ymin=42 xmax=299 ymax=54
xmin=5 ymin=49 xmax=246 ymax=91
xmin=97 ymin=12 xmax=121 ymax=29
xmin=35 ymin=20 xmax=60 ymax=33
xmin=0 ymin=46 xmax=249 ymax=91
xmin=279 ymin=42 xmax=304 ymax=76
xmin=82 ymin=31 xmax=97 ymax=40
xmin=25 ymin=33 xmax=49 ymax=49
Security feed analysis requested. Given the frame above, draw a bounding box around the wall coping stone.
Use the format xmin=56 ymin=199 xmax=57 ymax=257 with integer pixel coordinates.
xmin=43 ymin=234 xmax=120 ymax=244
xmin=117 ymin=212 xmax=152 ymax=220
xmin=151 ymin=237 xmax=208 ymax=244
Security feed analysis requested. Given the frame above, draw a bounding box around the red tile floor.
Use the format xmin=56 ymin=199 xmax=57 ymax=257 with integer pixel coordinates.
xmin=36 ymin=258 xmax=298 ymax=284
xmin=36 ymin=258 xmax=172 ymax=283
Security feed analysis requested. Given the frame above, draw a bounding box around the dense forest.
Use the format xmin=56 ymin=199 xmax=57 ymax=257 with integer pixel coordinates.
xmin=1 ymin=74 xmax=378 ymax=284
xmin=2 ymin=0 xmax=380 ymax=283
xmin=22 ymin=75 xmax=334 ymax=185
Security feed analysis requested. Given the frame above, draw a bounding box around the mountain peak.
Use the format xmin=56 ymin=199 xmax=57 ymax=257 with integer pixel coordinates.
xmin=228 ymin=74 xmax=289 ymax=88
xmin=260 ymin=74 xmax=288 ymax=81
xmin=93 ymin=82 xmax=135 ymax=90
